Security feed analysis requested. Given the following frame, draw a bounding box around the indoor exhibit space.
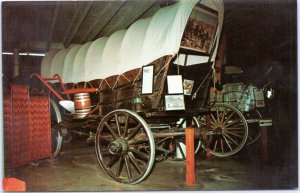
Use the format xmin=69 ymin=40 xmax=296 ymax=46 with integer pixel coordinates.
xmin=1 ymin=0 xmax=297 ymax=191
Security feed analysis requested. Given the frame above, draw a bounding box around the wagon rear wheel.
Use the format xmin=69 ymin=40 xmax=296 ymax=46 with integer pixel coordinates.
xmin=95 ymin=109 xmax=155 ymax=184
xmin=198 ymin=103 xmax=248 ymax=157
xmin=50 ymin=99 xmax=63 ymax=158
xmin=245 ymin=109 xmax=262 ymax=145
xmin=176 ymin=116 xmax=201 ymax=155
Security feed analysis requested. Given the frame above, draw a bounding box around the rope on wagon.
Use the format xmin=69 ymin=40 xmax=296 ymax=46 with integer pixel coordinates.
xmin=132 ymin=68 xmax=142 ymax=86
xmin=104 ymin=79 xmax=112 ymax=89
xmin=121 ymin=73 xmax=131 ymax=82
xmin=98 ymin=79 xmax=104 ymax=89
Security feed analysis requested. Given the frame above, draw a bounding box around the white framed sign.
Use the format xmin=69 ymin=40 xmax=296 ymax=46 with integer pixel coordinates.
xmin=165 ymin=95 xmax=185 ymax=111
xmin=141 ymin=65 xmax=154 ymax=94
xmin=167 ymin=75 xmax=183 ymax=94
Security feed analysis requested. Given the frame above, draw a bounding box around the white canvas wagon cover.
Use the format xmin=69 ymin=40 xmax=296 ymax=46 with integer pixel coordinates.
xmin=44 ymin=0 xmax=223 ymax=83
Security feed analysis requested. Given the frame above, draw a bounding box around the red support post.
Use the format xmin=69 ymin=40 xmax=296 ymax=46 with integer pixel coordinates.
xmin=185 ymin=127 xmax=195 ymax=185
xmin=3 ymin=178 xmax=26 ymax=191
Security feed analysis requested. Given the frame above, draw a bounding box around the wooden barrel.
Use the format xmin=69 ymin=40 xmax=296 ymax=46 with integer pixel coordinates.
xmin=74 ymin=93 xmax=91 ymax=118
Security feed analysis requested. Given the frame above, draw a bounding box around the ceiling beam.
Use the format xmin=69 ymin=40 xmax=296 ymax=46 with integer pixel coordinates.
xmin=46 ymin=2 xmax=61 ymax=51
xmin=79 ymin=1 xmax=125 ymax=43
xmin=95 ymin=0 xmax=158 ymax=38
xmin=126 ymin=0 xmax=159 ymax=29
xmin=89 ymin=1 xmax=126 ymax=41
xmin=63 ymin=1 xmax=93 ymax=48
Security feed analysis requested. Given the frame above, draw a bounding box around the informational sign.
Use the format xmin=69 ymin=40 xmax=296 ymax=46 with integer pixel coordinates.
xmin=167 ymin=75 xmax=183 ymax=94
xmin=165 ymin=95 xmax=185 ymax=111
xmin=141 ymin=65 xmax=154 ymax=94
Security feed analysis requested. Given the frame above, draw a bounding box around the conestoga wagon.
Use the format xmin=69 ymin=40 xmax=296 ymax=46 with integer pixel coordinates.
xmin=30 ymin=0 xmax=271 ymax=184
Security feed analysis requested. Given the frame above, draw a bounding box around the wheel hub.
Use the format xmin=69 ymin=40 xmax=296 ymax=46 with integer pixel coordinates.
xmin=215 ymin=127 xmax=223 ymax=135
xmin=108 ymin=138 xmax=128 ymax=155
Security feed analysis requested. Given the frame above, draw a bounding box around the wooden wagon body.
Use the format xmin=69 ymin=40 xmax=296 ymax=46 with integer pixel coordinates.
xmin=30 ymin=0 xmax=269 ymax=184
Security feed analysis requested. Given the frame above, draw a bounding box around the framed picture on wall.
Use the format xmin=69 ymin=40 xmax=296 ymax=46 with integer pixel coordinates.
xmin=165 ymin=95 xmax=185 ymax=111
xmin=180 ymin=5 xmax=219 ymax=54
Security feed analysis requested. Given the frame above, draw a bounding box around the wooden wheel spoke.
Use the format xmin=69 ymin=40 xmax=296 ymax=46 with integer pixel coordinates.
xmin=178 ymin=118 xmax=186 ymax=128
xmin=106 ymin=156 xmax=119 ymax=169
xmin=224 ymin=111 xmax=235 ymax=125
xmin=224 ymin=133 xmax=239 ymax=146
xmin=225 ymin=130 xmax=244 ymax=138
xmin=225 ymin=119 xmax=241 ymax=128
xmin=126 ymin=123 xmax=142 ymax=141
xmin=217 ymin=109 xmax=220 ymax=123
xmin=116 ymin=157 xmax=124 ymax=177
xmin=248 ymin=135 xmax=254 ymax=141
xmin=223 ymin=135 xmax=233 ymax=151
xmin=210 ymin=114 xmax=218 ymax=125
xmin=210 ymin=122 xmax=218 ymax=128
xmin=124 ymin=156 xmax=132 ymax=180
xmin=98 ymin=135 xmax=114 ymax=142
xmin=104 ymin=122 xmax=118 ymax=139
xmin=226 ymin=127 xmax=244 ymax=130
xmin=198 ymin=115 xmax=207 ymax=124
xmin=199 ymin=119 xmax=207 ymax=126
xmin=114 ymin=114 xmax=121 ymax=136
xmin=220 ymin=139 xmax=224 ymax=153
xmin=213 ymin=140 xmax=218 ymax=152
xmin=129 ymin=148 xmax=149 ymax=161
xmin=123 ymin=114 xmax=129 ymax=137
xmin=128 ymin=152 xmax=143 ymax=174
xmin=220 ymin=111 xmax=225 ymax=123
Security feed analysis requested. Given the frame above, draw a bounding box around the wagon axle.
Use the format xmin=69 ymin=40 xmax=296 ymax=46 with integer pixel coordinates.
xmin=108 ymin=138 xmax=128 ymax=155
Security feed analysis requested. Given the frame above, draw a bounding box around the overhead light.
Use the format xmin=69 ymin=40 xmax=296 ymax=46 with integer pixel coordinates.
xmin=2 ymin=52 xmax=45 ymax=57
xmin=2 ymin=52 xmax=13 ymax=55
xmin=28 ymin=53 xmax=45 ymax=57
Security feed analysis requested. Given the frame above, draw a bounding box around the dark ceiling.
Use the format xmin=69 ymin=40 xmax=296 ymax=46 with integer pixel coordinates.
xmin=2 ymin=0 xmax=296 ymax=66
xmin=2 ymin=0 xmax=176 ymax=53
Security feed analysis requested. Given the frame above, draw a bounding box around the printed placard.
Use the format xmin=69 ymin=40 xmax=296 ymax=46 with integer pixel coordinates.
xmin=167 ymin=75 xmax=183 ymax=94
xmin=165 ymin=95 xmax=185 ymax=111
xmin=141 ymin=65 xmax=154 ymax=94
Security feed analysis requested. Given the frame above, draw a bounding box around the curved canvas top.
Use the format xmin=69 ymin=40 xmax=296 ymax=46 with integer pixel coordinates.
xmin=100 ymin=30 xmax=126 ymax=79
xmin=70 ymin=42 xmax=92 ymax=82
xmin=41 ymin=49 xmax=60 ymax=77
xmin=117 ymin=17 xmax=152 ymax=74
xmin=140 ymin=0 xmax=198 ymax=66
xmin=43 ymin=0 xmax=223 ymax=84
xmin=62 ymin=45 xmax=81 ymax=83
xmin=50 ymin=49 xmax=68 ymax=77
xmin=84 ymin=37 xmax=108 ymax=81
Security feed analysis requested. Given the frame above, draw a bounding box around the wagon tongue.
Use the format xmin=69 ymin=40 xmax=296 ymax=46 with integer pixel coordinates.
xmin=59 ymin=100 xmax=75 ymax=113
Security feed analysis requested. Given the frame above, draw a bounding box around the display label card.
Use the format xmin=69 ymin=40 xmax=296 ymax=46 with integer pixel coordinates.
xmin=165 ymin=95 xmax=185 ymax=111
xmin=141 ymin=65 xmax=154 ymax=94
xmin=167 ymin=75 xmax=183 ymax=94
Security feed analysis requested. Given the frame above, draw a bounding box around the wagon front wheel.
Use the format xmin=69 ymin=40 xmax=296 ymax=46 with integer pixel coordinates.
xmin=50 ymin=99 xmax=63 ymax=158
xmin=95 ymin=109 xmax=155 ymax=184
xmin=198 ymin=103 xmax=248 ymax=157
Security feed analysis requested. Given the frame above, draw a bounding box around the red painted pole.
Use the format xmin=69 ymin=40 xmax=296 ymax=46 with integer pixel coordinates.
xmin=185 ymin=127 xmax=195 ymax=185
xmin=3 ymin=178 xmax=26 ymax=191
